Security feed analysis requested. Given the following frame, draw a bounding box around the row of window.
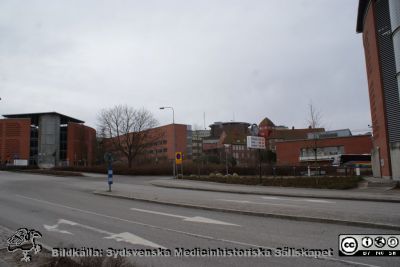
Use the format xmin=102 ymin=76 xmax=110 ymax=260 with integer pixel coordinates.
xmin=300 ymin=146 xmax=345 ymax=157
xmin=232 ymin=152 xmax=253 ymax=160
xmin=147 ymin=148 xmax=168 ymax=154
xmin=146 ymin=140 xmax=167 ymax=147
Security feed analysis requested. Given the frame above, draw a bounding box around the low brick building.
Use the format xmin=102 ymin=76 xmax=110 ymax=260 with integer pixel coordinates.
xmin=276 ymin=133 xmax=373 ymax=166
xmin=258 ymin=117 xmax=324 ymax=151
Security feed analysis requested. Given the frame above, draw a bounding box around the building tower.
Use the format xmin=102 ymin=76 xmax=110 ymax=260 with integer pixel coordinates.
xmin=357 ymin=0 xmax=400 ymax=179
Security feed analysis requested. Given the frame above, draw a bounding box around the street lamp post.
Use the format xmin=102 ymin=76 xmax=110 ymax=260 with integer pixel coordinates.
xmin=224 ymin=144 xmax=230 ymax=175
xmin=159 ymin=106 xmax=176 ymax=178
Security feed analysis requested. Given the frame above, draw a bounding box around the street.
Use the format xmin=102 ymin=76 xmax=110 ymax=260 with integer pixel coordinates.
xmin=0 ymin=171 xmax=399 ymax=267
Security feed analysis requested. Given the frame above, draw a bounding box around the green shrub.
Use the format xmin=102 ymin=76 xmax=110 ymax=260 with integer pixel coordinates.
xmin=182 ymin=175 xmax=363 ymax=190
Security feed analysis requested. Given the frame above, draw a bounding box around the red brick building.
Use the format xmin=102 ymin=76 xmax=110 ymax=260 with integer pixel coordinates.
xmin=0 ymin=118 xmax=31 ymax=164
xmin=202 ymin=119 xmax=327 ymax=166
xmin=258 ymin=117 xmax=324 ymax=151
xmin=276 ymin=134 xmax=373 ymax=166
xmin=66 ymin=122 xmax=96 ymax=166
xmin=104 ymin=123 xmax=191 ymax=165
xmin=357 ymin=0 xmax=400 ymax=179
xmin=141 ymin=124 xmax=190 ymax=163
xmin=0 ymin=112 xmax=96 ymax=167
xmin=203 ymin=122 xmax=257 ymax=166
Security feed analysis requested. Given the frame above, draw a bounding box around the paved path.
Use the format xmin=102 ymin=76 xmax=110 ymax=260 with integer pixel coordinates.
xmin=150 ymin=178 xmax=400 ymax=203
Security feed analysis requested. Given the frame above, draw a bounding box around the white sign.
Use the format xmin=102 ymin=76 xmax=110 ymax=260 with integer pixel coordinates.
xmin=13 ymin=159 xmax=28 ymax=166
xmin=246 ymin=136 xmax=266 ymax=149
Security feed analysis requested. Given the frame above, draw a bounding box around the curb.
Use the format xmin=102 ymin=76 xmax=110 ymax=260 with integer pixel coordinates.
xmin=93 ymin=191 xmax=400 ymax=231
xmin=150 ymin=181 xmax=400 ymax=203
xmin=6 ymin=170 xmax=84 ymax=177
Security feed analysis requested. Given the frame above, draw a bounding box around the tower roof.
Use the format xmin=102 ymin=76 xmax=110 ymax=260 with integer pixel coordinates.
xmin=259 ymin=117 xmax=275 ymax=127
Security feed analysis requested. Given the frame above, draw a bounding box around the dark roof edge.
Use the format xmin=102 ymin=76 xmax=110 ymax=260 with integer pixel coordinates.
xmin=356 ymin=0 xmax=372 ymax=33
xmin=275 ymin=133 xmax=372 ymax=143
xmin=2 ymin=112 xmax=84 ymax=123
xmin=209 ymin=122 xmax=251 ymax=127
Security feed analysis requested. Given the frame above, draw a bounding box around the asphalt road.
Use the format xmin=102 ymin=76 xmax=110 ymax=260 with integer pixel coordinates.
xmin=95 ymin=173 xmax=400 ymax=227
xmin=0 ymin=171 xmax=398 ymax=267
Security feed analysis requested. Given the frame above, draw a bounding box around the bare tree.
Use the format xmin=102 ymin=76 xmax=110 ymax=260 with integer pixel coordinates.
xmin=308 ymin=101 xmax=323 ymax=129
xmin=98 ymin=105 xmax=161 ymax=168
xmin=307 ymin=101 xmax=323 ymax=175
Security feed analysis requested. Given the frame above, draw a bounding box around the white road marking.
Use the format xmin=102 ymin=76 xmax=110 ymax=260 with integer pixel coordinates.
xmin=43 ymin=224 xmax=73 ymax=235
xmin=17 ymin=194 xmax=374 ymax=267
xmin=57 ymin=219 xmax=111 ymax=235
xmin=44 ymin=218 xmax=164 ymax=248
xmin=105 ymin=232 xmax=163 ymax=248
xmin=303 ymin=199 xmax=335 ymax=204
xmin=260 ymin=196 xmax=280 ymax=200
xmin=130 ymin=208 xmax=240 ymax=226
xmin=261 ymin=196 xmax=335 ymax=204
xmin=217 ymin=199 xmax=300 ymax=208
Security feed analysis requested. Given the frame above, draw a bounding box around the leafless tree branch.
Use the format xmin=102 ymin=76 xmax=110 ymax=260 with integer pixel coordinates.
xmin=308 ymin=101 xmax=323 ymax=129
xmin=97 ymin=105 xmax=160 ymax=168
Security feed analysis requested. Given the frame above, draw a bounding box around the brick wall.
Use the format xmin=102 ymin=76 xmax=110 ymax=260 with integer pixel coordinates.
xmin=0 ymin=119 xmax=31 ymax=163
xmin=363 ymin=2 xmax=392 ymax=177
xmin=146 ymin=124 xmax=187 ymax=161
xmin=67 ymin=122 xmax=96 ymax=166
xmin=276 ymin=135 xmax=373 ymax=166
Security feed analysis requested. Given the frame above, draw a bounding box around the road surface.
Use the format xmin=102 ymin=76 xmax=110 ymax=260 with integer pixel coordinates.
xmin=0 ymin=171 xmax=398 ymax=267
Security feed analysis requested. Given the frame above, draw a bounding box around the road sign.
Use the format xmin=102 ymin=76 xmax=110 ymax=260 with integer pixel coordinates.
xmin=246 ymin=136 xmax=266 ymax=149
xmin=104 ymin=152 xmax=114 ymax=163
xmin=175 ymin=152 xmax=182 ymax=165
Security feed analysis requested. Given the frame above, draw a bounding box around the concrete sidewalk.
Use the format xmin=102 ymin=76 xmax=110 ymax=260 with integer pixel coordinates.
xmin=150 ymin=178 xmax=400 ymax=203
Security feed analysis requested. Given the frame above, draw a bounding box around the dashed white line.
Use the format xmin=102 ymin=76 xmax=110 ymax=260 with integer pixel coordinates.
xmin=217 ymin=199 xmax=300 ymax=208
xmin=261 ymin=196 xmax=335 ymax=204
xmin=304 ymin=199 xmax=335 ymax=204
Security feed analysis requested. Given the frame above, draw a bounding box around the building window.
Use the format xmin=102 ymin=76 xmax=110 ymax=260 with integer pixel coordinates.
xmin=300 ymin=146 xmax=344 ymax=157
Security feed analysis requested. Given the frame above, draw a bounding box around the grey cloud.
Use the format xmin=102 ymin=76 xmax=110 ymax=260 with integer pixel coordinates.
xmin=0 ymin=0 xmax=370 ymax=133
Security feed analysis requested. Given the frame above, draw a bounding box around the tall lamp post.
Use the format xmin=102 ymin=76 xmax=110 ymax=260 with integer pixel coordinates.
xmin=159 ymin=106 xmax=176 ymax=178
xmin=224 ymin=144 xmax=230 ymax=175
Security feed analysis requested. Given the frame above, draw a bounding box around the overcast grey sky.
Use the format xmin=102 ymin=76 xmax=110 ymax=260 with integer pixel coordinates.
xmin=0 ymin=0 xmax=370 ymax=133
